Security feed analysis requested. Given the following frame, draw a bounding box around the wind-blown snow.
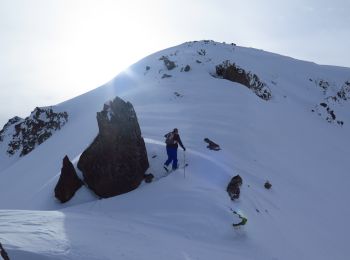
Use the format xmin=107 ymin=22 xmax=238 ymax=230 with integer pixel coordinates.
xmin=0 ymin=41 xmax=350 ymax=259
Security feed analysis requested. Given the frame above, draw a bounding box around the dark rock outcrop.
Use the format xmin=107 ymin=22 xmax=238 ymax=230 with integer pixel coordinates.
xmin=336 ymin=81 xmax=350 ymax=101
xmin=0 ymin=116 xmax=22 ymax=142
xmin=204 ymin=138 xmax=221 ymax=151
xmin=184 ymin=65 xmax=191 ymax=72
xmin=227 ymin=175 xmax=243 ymax=200
xmin=0 ymin=242 xmax=10 ymax=260
xmin=215 ymin=61 xmax=272 ymax=101
xmin=181 ymin=65 xmax=191 ymax=72
xmin=313 ymin=100 xmax=343 ymax=125
xmin=4 ymin=107 xmax=68 ymax=156
xmin=159 ymin=56 xmax=176 ymax=70
xmin=77 ymin=97 xmax=149 ymax=198
xmin=54 ymin=155 xmax=83 ymax=203
xmin=313 ymin=79 xmax=330 ymax=93
xmin=311 ymin=80 xmax=349 ymax=126
xmin=264 ymin=181 xmax=272 ymax=189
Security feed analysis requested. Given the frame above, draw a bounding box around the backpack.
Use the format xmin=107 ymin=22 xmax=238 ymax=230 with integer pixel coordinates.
xmin=165 ymin=132 xmax=176 ymax=145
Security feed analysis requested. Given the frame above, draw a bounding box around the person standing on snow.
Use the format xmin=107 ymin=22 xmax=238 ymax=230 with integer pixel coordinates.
xmin=163 ymin=128 xmax=186 ymax=172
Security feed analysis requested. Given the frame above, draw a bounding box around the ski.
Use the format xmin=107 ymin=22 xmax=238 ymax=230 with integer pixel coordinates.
xmin=163 ymin=163 xmax=188 ymax=176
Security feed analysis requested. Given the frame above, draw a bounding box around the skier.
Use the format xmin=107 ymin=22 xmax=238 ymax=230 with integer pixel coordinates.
xmin=163 ymin=128 xmax=186 ymax=172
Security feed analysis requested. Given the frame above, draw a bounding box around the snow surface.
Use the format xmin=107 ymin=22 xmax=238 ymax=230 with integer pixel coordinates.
xmin=1 ymin=40 xmax=350 ymax=259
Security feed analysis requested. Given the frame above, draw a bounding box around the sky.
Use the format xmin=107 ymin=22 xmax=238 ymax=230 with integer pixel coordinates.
xmin=0 ymin=0 xmax=350 ymax=127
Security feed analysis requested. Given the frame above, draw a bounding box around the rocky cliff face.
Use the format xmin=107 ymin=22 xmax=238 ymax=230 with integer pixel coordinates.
xmin=77 ymin=97 xmax=149 ymax=198
xmin=0 ymin=107 xmax=68 ymax=157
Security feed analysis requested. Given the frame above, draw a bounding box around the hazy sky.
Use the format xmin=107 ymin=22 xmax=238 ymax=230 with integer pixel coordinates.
xmin=1 ymin=0 xmax=349 ymax=126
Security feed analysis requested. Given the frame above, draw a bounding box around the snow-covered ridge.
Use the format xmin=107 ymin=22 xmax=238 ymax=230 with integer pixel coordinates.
xmin=140 ymin=40 xmax=350 ymax=125
xmin=0 ymin=106 xmax=68 ymax=157
xmin=1 ymin=40 xmax=350 ymax=260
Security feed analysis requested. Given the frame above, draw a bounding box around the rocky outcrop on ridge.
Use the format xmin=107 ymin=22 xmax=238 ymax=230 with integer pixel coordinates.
xmin=0 ymin=107 xmax=68 ymax=157
xmin=215 ymin=61 xmax=272 ymax=101
xmin=0 ymin=116 xmax=22 ymax=142
xmin=54 ymin=155 xmax=83 ymax=203
xmin=311 ymin=80 xmax=350 ymax=126
xmin=77 ymin=97 xmax=149 ymax=198
xmin=159 ymin=55 xmax=176 ymax=70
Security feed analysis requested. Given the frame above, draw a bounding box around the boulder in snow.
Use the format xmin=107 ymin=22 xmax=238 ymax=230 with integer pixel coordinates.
xmin=204 ymin=138 xmax=221 ymax=151
xmin=77 ymin=97 xmax=149 ymax=198
xmin=54 ymin=155 xmax=83 ymax=203
xmin=264 ymin=181 xmax=272 ymax=189
xmin=227 ymin=175 xmax=243 ymax=200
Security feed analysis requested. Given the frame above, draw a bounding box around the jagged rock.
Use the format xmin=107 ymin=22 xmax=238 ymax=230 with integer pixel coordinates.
xmin=0 ymin=116 xmax=22 ymax=142
xmin=77 ymin=97 xmax=149 ymax=198
xmin=144 ymin=173 xmax=154 ymax=183
xmin=264 ymin=181 xmax=272 ymax=189
xmin=336 ymin=81 xmax=350 ymax=101
xmin=204 ymin=138 xmax=221 ymax=151
xmin=159 ymin=56 xmax=176 ymax=70
xmin=215 ymin=61 xmax=272 ymax=100
xmin=227 ymin=175 xmax=243 ymax=200
xmin=0 ymin=242 xmax=10 ymax=260
xmin=54 ymin=155 xmax=83 ymax=203
xmin=3 ymin=107 xmax=68 ymax=157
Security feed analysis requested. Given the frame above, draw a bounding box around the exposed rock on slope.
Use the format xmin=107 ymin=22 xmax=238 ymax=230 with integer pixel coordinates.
xmin=337 ymin=81 xmax=350 ymax=101
xmin=54 ymin=155 xmax=83 ymax=203
xmin=215 ymin=61 xmax=272 ymax=100
xmin=312 ymin=80 xmax=350 ymax=125
xmin=159 ymin=56 xmax=176 ymax=70
xmin=77 ymin=97 xmax=149 ymax=198
xmin=227 ymin=175 xmax=243 ymax=200
xmin=0 ymin=116 xmax=22 ymax=142
xmin=0 ymin=107 xmax=68 ymax=157
xmin=204 ymin=138 xmax=221 ymax=151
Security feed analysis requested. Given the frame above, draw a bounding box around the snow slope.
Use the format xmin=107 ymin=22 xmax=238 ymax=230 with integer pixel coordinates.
xmin=0 ymin=40 xmax=350 ymax=259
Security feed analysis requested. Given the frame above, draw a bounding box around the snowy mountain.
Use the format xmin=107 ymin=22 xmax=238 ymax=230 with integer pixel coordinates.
xmin=0 ymin=40 xmax=350 ymax=260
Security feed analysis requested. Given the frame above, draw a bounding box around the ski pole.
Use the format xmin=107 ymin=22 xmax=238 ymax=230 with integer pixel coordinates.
xmin=183 ymin=150 xmax=186 ymax=179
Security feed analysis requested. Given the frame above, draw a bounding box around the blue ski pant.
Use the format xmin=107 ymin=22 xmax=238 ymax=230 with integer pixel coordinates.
xmin=164 ymin=147 xmax=178 ymax=169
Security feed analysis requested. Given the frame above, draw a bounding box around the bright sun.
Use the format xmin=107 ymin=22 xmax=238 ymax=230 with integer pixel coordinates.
xmin=53 ymin=1 xmax=166 ymax=98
